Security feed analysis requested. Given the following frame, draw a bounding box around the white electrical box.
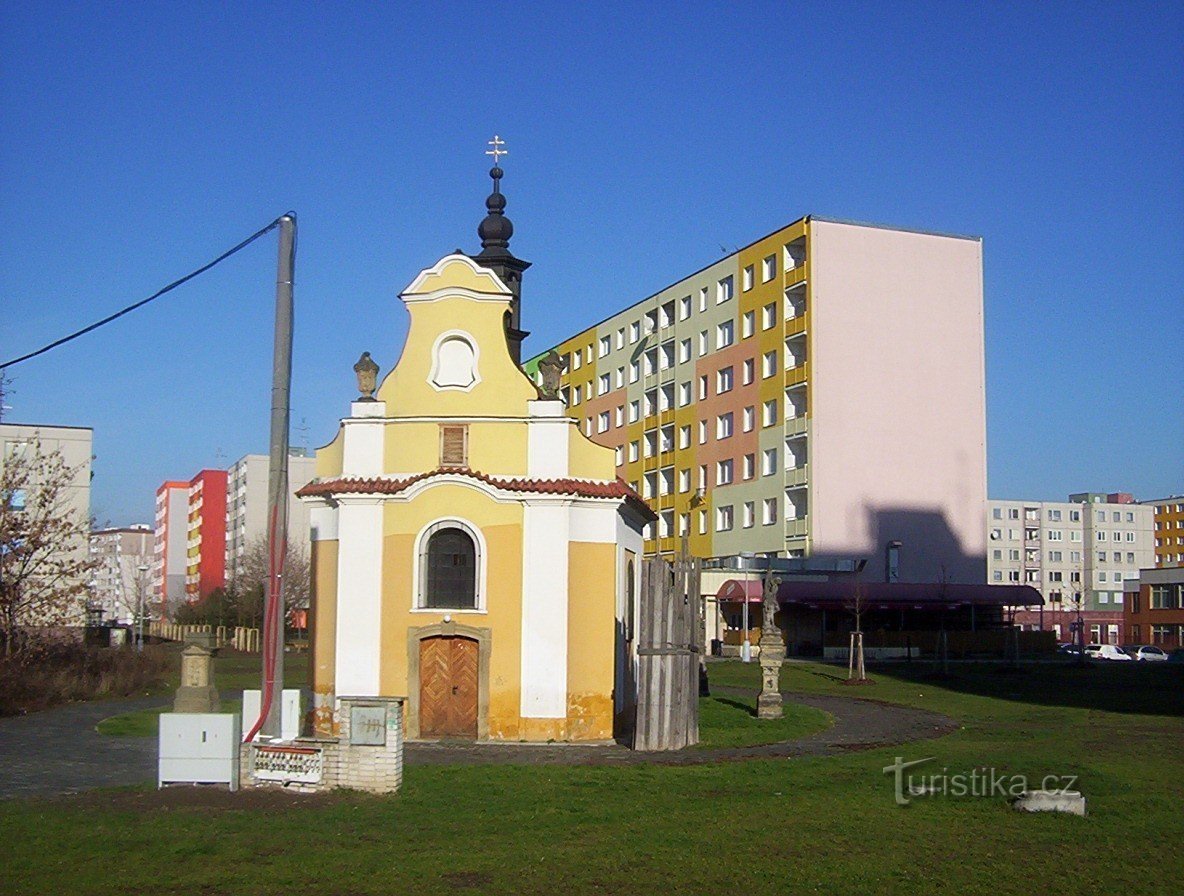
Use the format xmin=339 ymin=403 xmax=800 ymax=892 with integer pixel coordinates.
xmin=158 ymin=713 xmax=241 ymax=790
xmin=241 ymin=689 xmax=305 ymax=741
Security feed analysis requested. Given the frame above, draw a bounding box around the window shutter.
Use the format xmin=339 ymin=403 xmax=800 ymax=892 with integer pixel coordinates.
xmin=440 ymin=424 xmax=468 ymax=468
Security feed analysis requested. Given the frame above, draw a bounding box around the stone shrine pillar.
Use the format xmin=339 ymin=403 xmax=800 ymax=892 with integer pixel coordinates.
xmin=757 ymin=572 xmax=785 ymax=720
xmin=174 ymin=644 xmax=221 ymax=713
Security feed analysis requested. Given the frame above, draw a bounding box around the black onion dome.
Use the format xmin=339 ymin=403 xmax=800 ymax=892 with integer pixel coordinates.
xmin=478 ymin=166 xmax=513 ymax=251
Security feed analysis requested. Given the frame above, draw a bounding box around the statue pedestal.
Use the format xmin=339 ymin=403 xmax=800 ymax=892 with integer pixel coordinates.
xmin=757 ymin=626 xmax=786 ymax=720
xmin=174 ymin=644 xmax=220 ymax=714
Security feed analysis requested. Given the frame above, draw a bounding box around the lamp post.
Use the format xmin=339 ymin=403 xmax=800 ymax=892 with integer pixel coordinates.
xmin=136 ymin=563 xmax=149 ymax=653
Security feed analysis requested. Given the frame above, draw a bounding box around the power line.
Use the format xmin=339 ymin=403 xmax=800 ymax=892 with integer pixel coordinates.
xmin=1 ymin=213 xmax=293 ymax=370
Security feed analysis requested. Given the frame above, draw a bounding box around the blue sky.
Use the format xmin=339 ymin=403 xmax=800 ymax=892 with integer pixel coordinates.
xmin=1 ymin=2 xmax=1181 ymax=525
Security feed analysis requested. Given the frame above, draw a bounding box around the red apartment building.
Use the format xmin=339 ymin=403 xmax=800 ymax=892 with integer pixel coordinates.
xmin=185 ymin=469 xmax=227 ymax=601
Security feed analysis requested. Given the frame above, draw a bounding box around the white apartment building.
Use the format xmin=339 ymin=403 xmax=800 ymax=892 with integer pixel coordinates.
xmin=88 ymin=525 xmax=153 ymax=624
xmin=224 ymin=451 xmax=317 ymax=583
xmin=0 ymin=422 xmax=93 ymax=628
xmin=988 ymin=494 xmax=1154 ymax=643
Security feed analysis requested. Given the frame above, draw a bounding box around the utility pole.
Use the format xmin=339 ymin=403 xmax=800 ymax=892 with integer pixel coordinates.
xmin=260 ymin=214 xmax=295 ymax=740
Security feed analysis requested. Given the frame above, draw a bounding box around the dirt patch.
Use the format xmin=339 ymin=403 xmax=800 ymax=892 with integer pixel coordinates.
xmin=45 ymin=784 xmax=363 ymax=812
xmin=441 ymin=871 xmax=495 ymax=889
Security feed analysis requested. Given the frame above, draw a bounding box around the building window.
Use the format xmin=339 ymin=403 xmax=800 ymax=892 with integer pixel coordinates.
xmin=762 ymin=351 xmax=778 ymax=378
xmin=679 ymin=338 xmax=692 ymax=363
xmin=741 ymin=311 xmax=754 ymax=338
xmin=598 ymin=336 xmax=611 ymax=358
xmin=698 ymin=510 xmax=707 ymax=535
xmin=628 ymin=441 xmax=639 ymax=462
xmin=716 ymin=505 xmax=734 ymax=531
xmin=717 ymin=276 xmax=734 ymax=304
xmin=742 ymin=265 xmax=754 ymax=291
xmin=678 ymin=381 xmax=692 ymax=407
xmin=743 ymin=406 xmax=755 ymax=432
xmin=742 ymin=501 xmax=754 ymax=528
xmin=678 ymin=469 xmax=691 ymax=493
xmin=717 ymin=366 xmax=734 ymax=394
xmin=628 ymin=400 xmax=640 ymax=423
xmin=419 ymin=523 xmax=479 ymax=610
xmin=699 ymin=375 xmax=709 ymax=400
xmin=762 ymin=497 xmax=778 ymax=525
xmin=598 ymin=373 xmax=610 ymax=396
xmin=716 ymin=320 xmax=734 ymax=348
xmin=762 ymin=254 xmax=776 ymax=282
xmin=761 ymin=448 xmax=777 ymax=476
xmin=762 ymin=400 xmax=777 ymax=427
xmin=629 ymin=321 xmax=640 ymax=344
xmin=679 ymin=425 xmax=691 ymax=449
xmin=597 ymin=412 xmax=610 ymax=433
xmin=762 ymin=303 xmax=777 ymax=330
xmin=717 ymin=413 xmax=734 ymax=440
xmin=614 ymin=446 xmax=623 ymax=467
xmin=699 ymin=287 xmax=708 ymax=312
xmin=698 ymin=330 xmax=708 ymax=356
xmin=698 ymin=421 xmax=707 ymax=444
xmin=717 ymin=459 xmax=734 ymax=485
xmin=679 ymin=296 xmax=691 ymax=320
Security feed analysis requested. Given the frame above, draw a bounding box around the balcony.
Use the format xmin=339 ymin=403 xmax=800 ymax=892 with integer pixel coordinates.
xmin=784 ymin=465 xmax=809 ymax=488
xmin=784 ymin=416 xmax=808 ymax=438
xmin=784 ymin=366 xmax=808 ymax=388
xmin=784 ymin=264 xmax=807 ymax=288
xmin=785 ymin=518 xmax=809 ymax=538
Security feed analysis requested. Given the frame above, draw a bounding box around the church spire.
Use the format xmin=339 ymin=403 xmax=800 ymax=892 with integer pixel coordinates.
xmin=474 ymin=135 xmax=531 ymax=364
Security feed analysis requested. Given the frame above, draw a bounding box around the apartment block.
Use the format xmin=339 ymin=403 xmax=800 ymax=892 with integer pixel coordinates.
xmin=184 ymin=469 xmax=227 ymax=601
xmin=224 ymin=451 xmax=317 ymax=582
xmin=987 ymin=494 xmax=1154 ymax=644
xmin=1141 ymin=496 xmax=1184 ymax=568
xmin=526 ymin=216 xmax=987 ymax=583
xmin=153 ymin=481 xmax=190 ymax=618
xmin=0 ymin=422 xmax=93 ymax=628
xmin=88 ymin=525 xmax=153 ymax=624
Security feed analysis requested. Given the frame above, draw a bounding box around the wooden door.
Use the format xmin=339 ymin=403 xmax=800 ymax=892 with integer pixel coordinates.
xmin=419 ymin=636 xmax=479 ymax=738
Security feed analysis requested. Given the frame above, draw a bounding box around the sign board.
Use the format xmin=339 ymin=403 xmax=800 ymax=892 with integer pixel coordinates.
xmin=350 ymin=705 xmax=387 ymax=745
xmin=252 ymin=745 xmax=323 ymax=784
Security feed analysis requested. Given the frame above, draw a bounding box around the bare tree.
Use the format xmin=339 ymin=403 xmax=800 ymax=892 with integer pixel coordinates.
xmin=843 ymin=580 xmax=868 ymax=681
xmin=0 ymin=439 xmax=97 ymax=654
xmin=230 ymin=535 xmax=310 ymax=627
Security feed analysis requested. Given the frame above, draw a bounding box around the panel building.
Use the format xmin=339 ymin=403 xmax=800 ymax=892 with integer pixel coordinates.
xmin=0 ymin=422 xmax=93 ymax=629
xmin=526 ymin=215 xmax=987 ymax=584
xmin=88 ymin=525 xmax=153 ymax=625
xmin=224 ymin=451 xmax=317 ymax=583
xmin=1141 ymin=496 xmax=1184 ymax=568
xmin=987 ymin=493 xmax=1154 ymax=645
xmin=152 ymin=481 xmax=190 ymax=618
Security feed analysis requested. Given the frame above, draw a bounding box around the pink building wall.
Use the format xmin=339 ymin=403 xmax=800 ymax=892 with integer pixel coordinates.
xmin=808 ymin=220 xmax=987 ymax=583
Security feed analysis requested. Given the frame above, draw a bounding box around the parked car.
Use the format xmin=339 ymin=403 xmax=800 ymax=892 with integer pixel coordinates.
xmin=1123 ymin=645 xmax=1169 ymax=662
xmin=1088 ymin=644 xmax=1132 ymax=661
xmin=1057 ymin=643 xmax=1085 ymax=657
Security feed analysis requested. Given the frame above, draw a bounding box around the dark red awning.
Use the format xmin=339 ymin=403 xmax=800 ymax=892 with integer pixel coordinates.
xmin=714 ymin=579 xmax=764 ymax=603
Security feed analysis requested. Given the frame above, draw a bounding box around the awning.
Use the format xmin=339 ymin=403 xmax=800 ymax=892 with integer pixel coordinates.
xmin=714 ymin=579 xmax=764 ymax=603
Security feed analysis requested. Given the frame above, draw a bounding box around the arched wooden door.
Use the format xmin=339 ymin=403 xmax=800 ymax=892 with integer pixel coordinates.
xmin=419 ymin=635 xmax=479 ymax=738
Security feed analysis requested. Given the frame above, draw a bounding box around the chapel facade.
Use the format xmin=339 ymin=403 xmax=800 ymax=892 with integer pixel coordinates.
xmin=298 ymin=166 xmax=653 ymax=742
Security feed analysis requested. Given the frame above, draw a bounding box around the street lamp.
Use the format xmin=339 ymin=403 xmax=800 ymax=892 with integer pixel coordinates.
xmin=136 ymin=563 xmax=150 ymax=653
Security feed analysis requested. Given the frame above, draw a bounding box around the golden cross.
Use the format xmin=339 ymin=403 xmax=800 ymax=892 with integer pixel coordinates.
xmin=485 ymin=134 xmax=508 ymax=164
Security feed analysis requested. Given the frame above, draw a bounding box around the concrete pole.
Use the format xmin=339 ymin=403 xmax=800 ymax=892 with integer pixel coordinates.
xmin=261 ymin=214 xmax=295 ymax=739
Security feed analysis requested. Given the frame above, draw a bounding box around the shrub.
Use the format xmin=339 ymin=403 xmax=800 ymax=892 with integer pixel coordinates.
xmin=0 ymin=641 xmax=169 ymax=716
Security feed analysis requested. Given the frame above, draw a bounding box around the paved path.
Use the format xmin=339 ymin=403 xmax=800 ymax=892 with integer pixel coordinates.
xmin=0 ymin=690 xmax=956 ymax=798
xmin=0 ymin=697 xmax=166 ymax=799
xmin=405 ymin=689 xmax=956 ymax=767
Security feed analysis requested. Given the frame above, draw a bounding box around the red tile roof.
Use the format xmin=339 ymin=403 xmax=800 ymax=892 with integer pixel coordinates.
xmin=295 ymin=468 xmax=656 ymax=520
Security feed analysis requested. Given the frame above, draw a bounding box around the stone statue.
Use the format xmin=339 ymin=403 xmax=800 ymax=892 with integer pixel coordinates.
xmin=762 ymin=570 xmax=781 ymax=631
xmin=758 ymin=569 xmax=786 ymax=720
xmin=353 ymin=352 xmax=379 ymax=400
xmin=537 ymin=349 xmax=564 ymax=399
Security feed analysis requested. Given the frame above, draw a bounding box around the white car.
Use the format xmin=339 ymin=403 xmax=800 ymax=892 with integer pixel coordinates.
xmin=1127 ymin=645 xmax=1169 ymax=662
xmin=1086 ymin=644 xmax=1132 ymax=661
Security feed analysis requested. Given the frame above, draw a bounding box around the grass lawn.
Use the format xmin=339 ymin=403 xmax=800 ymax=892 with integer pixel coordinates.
xmin=3 ymin=659 xmax=1182 ymax=896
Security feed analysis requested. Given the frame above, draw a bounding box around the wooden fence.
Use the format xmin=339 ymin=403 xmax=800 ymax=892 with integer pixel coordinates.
xmin=634 ymin=553 xmax=701 ymax=751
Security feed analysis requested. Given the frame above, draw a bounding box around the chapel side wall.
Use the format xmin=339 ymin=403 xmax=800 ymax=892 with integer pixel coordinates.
xmin=310 ymin=538 xmax=339 ymax=735
xmin=378 ymin=486 xmax=526 ymax=741
xmin=315 ymin=431 xmax=344 ymax=478
xmin=567 ymin=540 xmax=617 ymax=740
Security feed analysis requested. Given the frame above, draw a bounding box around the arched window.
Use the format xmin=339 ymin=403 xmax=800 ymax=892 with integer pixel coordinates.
xmin=421 ymin=524 xmax=478 ymax=610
